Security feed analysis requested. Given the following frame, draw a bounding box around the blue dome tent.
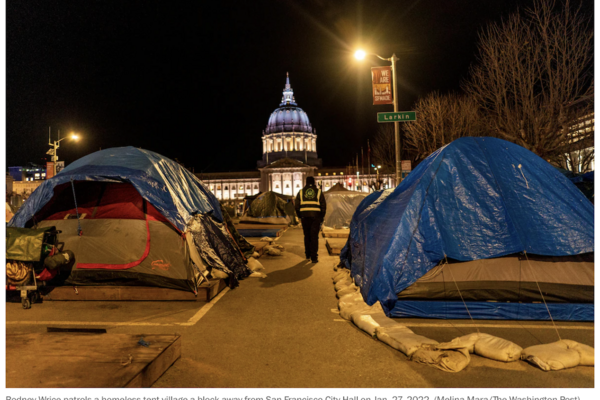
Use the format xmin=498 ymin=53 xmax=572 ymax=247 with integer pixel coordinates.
xmin=9 ymin=147 xmax=250 ymax=291
xmin=340 ymin=137 xmax=593 ymax=321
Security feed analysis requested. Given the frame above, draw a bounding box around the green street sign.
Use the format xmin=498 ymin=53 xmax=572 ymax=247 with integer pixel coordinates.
xmin=377 ymin=111 xmax=416 ymax=122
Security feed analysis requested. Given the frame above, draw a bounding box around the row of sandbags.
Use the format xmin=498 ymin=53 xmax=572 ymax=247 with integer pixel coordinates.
xmin=332 ymin=266 xmax=594 ymax=372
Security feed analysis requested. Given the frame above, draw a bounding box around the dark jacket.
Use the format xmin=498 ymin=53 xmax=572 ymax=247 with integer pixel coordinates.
xmin=295 ymin=184 xmax=327 ymax=220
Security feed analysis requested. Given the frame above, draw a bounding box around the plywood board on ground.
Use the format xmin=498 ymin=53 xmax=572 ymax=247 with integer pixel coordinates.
xmin=6 ymin=333 xmax=181 ymax=388
xmin=237 ymin=224 xmax=288 ymax=238
xmin=326 ymin=238 xmax=346 ymax=256
xmin=41 ymin=279 xmax=226 ymax=302
xmin=247 ymin=240 xmax=268 ymax=257
xmin=322 ymin=228 xmax=349 ymax=238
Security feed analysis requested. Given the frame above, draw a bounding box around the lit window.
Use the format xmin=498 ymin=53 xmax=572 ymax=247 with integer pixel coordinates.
xmin=340 ymin=172 xmax=344 ymax=175
xmin=318 ymin=173 xmax=321 ymax=176
xmin=224 ymin=186 xmax=228 ymax=190
xmin=333 ymin=173 xmax=336 ymax=176
xmin=325 ymin=173 xmax=328 ymax=176
xmin=325 ymin=182 xmax=330 ymax=187
xmin=239 ymin=185 xmax=244 ymax=190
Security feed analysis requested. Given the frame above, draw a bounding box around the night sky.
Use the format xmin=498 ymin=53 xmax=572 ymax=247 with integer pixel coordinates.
xmin=5 ymin=0 xmax=594 ymax=173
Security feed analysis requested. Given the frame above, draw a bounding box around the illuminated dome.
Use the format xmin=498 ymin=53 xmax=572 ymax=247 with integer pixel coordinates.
xmin=259 ymin=73 xmax=321 ymax=168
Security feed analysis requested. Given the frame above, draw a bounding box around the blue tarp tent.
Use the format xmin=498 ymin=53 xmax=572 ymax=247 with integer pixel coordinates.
xmin=9 ymin=146 xmax=222 ymax=231
xmin=8 ymin=147 xmax=251 ymax=291
xmin=341 ymin=137 xmax=594 ymax=321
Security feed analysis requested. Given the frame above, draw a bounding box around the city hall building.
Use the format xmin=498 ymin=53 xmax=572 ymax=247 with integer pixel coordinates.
xmin=197 ymin=73 xmax=395 ymax=202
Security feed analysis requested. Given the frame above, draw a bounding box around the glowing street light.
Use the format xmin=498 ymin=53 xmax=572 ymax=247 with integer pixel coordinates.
xmin=354 ymin=49 xmax=366 ymax=60
xmin=355 ymin=49 xmax=402 ymax=185
xmin=48 ymin=128 xmax=80 ymax=176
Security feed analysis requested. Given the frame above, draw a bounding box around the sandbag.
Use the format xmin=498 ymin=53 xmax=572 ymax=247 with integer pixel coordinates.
xmin=411 ymin=346 xmax=471 ymax=373
xmin=210 ymin=269 xmax=229 ymax=280
xmin=247 ymin=258 xmax=264 ymax=272
xmin=375 ymin=326 xmax=438 ymax=357
xmin=474 ymin=334 xmax=522 ymax=362
xmin=334 ymin=275 xmax=353 ymax=291
xmin=521 ymin=340 xmax=595 ymax=371
xmin=336 ymin=283 xmax=359 ymax=298
xmin=249 ymin=271 xmax=267 ymax=278
xmin=265 ymin=247 xmax=282 ymax=256
xmin=339 ymin=298 xmax=371 ymax=320
xmin=562 ymin=340 xmax=595 ymax=366
xmin=271 ymin=244 xmax=285 ymax=250
xmin=260 ymin=237 xmax=274 ymax=242
xmin=333 ymin=269 xmax=351 ymax=283
xmin=350 ymin=305 xmax=386 ymax=336
xmin=437 ymin=333 xmax=522 ymax=362
xmin=521 ymin=341 xmax=582 ymax=371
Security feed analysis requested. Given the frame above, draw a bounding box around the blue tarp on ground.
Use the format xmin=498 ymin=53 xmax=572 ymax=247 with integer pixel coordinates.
xmin=342 ymin=137 xmax=594 ymax=315
xmin=9 ymin=147 xmax=222 ymax=231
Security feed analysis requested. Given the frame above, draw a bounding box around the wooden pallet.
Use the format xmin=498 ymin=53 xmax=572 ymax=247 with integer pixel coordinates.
xmin=6 ymin=333 xmax=180 ymax=388
xmin=326 ymin=238 xmax=346 ymax=256
xmin=322 ymin=228 xmax=349 ymax=238
xmin=41 ymin=279 xmax=226 ymax=302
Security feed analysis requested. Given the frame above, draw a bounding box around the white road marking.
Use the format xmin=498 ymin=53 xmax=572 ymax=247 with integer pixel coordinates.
xmin=180 ymin=287 xmax=230 ymax=326
xmin=6 ymin=287 xmax=231 ymax=327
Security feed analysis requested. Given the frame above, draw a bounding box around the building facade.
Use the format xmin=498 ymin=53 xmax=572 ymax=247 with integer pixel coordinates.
xmin=198 ymin=73 xmax=395 ymax=204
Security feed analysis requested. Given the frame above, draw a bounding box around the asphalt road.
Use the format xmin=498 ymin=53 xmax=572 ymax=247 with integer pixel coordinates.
xmin=5 ymin=227 xmax=594 ymax=389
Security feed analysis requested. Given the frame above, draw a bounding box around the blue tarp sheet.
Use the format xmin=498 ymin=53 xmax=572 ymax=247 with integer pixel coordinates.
xmin=9 ymin=147 xmax=222 ymax=231
xmin=343 ymin=137 xmax=594 ymax=315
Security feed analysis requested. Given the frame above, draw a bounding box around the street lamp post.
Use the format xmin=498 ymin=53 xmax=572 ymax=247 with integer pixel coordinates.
xmin=48 ymin=128 xmax=79 ymax=176
xmin=355 ymin=50 xmax=402 ymax=186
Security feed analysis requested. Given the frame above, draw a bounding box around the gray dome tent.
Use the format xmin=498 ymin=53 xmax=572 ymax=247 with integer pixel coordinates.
xmin=323 ymin=183 xmax=368 ymax=229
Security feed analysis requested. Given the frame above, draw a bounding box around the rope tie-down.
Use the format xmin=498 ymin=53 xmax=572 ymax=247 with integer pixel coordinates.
xmin=70 ymin=177 xmax=83 ymax=236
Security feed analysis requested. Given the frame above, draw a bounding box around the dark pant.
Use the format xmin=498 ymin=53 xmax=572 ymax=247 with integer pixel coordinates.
xmin=301 ymin=217 xmax=321 ymax=260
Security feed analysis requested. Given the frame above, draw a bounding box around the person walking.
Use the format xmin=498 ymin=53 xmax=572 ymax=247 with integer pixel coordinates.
xmin=295 ymin=176 xmax=326 ymax=263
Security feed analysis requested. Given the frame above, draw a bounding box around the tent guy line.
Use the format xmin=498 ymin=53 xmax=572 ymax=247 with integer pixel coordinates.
xmin=6 ymin=287 xmax=231 ymax=327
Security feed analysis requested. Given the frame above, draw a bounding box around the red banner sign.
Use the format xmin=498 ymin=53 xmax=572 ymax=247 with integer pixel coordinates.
xmin=371 ymin=66 xmax=393 ymax=105
xmin=46 ymin=162 xmax=55 ymax=179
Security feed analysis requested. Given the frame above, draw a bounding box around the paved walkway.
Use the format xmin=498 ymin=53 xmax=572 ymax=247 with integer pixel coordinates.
xmin=5 ymin=228 xmax=594 ymax=388
xmin=151 ymin=229 xmax=594 ymax=388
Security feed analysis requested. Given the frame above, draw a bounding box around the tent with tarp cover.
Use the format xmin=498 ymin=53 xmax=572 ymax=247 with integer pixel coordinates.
xmin=241 ymin=191 xmax=298 ymax=225
xmin=340 ymin=137 xmax=594 ymax=321
xmin=323 ymin=183 xmax=368 ymax=229
xmin=8 ymin=147 xmax=251 ymax=291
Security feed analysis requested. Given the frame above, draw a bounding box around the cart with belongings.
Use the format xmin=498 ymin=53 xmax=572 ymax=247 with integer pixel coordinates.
xmin=6 ymin=226 xmax=73 ymax=309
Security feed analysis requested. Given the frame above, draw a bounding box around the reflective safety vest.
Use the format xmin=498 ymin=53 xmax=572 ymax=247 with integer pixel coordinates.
xmin=299 ymin=186 xmax=322 ymax=212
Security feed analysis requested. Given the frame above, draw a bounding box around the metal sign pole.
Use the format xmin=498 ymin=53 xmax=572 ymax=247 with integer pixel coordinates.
xmin=391 ymin=53 xmax=401 ymax=186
